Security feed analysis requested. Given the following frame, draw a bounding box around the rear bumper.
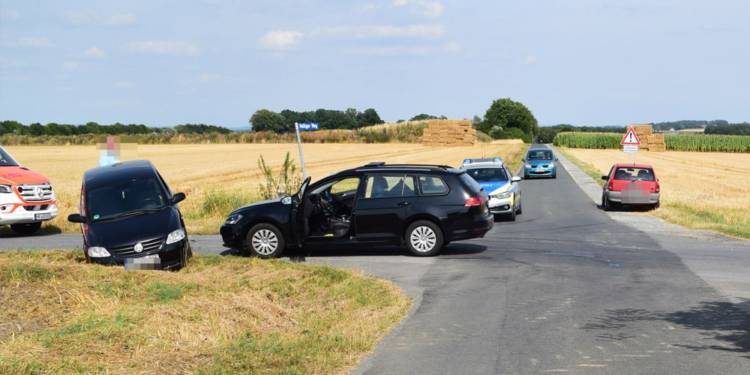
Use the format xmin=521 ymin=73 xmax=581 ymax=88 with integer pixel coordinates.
xmin=607 ymin=191 xmax=660 ymax=205
xmin=0 ymin=203 xmax=58 ymax=225
xmin=448 ymin=209 xmax=494 ymax=241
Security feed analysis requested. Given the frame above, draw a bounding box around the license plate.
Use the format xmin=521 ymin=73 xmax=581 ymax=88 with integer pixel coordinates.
xmin=124 ymin=254 xmax=161 ymax=270
xmin=34 ymin=213 xmax=53 ymax=221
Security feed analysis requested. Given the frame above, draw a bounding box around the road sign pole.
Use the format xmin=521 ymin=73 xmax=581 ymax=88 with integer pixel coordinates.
xmin=294 ymin=122 xmax=308 ymax=179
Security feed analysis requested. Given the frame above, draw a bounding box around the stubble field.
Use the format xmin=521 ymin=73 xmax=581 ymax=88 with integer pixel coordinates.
xmin=560 ymin=148 xmax=750 ymax=239
xmin=4 ymin=142 xmax=527 ymax=235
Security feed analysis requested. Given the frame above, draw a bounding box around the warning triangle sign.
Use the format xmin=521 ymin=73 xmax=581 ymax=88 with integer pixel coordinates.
xmin=621 ymin=127 xmax=641 ymax=145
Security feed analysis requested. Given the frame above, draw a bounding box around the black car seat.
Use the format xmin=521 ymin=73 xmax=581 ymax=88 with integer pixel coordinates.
xmin=614 ymin=169 xmax=630 ymax=180
xmin=637 ymin=169 xmax=652 ymax=180
xmin=372 ymin=176 xmax=390 ymax=197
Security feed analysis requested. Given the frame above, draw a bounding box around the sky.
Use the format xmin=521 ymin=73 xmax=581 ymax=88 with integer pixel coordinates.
xmin=0 ymin=0 xmax=748 ymax=128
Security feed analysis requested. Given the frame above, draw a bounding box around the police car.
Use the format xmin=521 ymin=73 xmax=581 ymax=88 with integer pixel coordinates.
xmin=461 ymin=158 xmax=523 ymax=220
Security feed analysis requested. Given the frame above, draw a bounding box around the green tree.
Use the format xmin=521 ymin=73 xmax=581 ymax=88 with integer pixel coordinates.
xmin=479 ymin=98 xmax=538 ymax=142
xmin=250 ymin=109 xmax=288 ymax=133
xmin=356 ymin=108 xmax=384 ymax=127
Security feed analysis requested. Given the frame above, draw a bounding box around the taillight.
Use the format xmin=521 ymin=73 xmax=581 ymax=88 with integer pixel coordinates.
xmin=654 ymin=182 xmax=660 ymax=193
xmin=465 ymin=196 xmax=483 ymax=207
xmin=607 ymin=181 xmax=614 ymax=191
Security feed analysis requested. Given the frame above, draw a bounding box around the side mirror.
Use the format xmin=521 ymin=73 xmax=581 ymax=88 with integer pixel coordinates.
xmin=511 ymin=176 xmax=522 ymax=182
xmin=601 ymin=175 xmax=609 ymax=181
xmin=171 ymin=192 xmax=186 ymax=205
xmin=68 ymin=213 xmax=86 ymax=223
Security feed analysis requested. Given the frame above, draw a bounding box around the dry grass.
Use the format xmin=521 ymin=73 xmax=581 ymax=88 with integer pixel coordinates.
xmin=0 ymin=251 xmax=410 ymax=374
xmin=561 ymin=148 xmax=750 ymax=239
xmin=3 ymin=142 xmax=526 ymax=235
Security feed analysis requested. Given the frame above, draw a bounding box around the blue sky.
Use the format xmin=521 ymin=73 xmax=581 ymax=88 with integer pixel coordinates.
xmin=1 ymin=0 xmax=748 ymax=128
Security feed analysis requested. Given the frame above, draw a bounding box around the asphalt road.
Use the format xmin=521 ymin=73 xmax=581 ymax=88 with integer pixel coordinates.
xmin=2 ymin=145 xmax=750 ymax=374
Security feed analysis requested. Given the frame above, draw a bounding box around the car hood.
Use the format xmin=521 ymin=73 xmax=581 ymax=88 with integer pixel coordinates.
xmin=86 ymin=207 xmax=180 ymax=247
xmin=232 ymin=197 xmax=288 ymax=214
xmin=479 ymin=181 xmax=510 ymax=195
xmin=0 ymin=166 xmax=50 ymax=185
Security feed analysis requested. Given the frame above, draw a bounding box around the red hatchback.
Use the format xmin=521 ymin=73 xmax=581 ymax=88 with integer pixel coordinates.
xmin=601 ymin=163 xmax=660 ymax=210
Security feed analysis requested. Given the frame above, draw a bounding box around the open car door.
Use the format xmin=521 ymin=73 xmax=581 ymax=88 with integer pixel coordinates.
xmin=290 ymin=177 xmax=311 ymax=246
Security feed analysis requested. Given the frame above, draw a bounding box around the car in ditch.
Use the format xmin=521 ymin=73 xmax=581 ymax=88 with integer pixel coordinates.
xmin=0 ymin=145 xmax=58 ymax=235
xmin=461 ymin=158 xmax=523 ymax=220
xmin=523 ymin=148 xmax=558 ymax=179
xmin=67 ymin=160 xmax=191 ymax=270
xmin=601 ymin=163 xmax=660 ymax=210
xmin=220 ymin=162 xmax=494 ymax=258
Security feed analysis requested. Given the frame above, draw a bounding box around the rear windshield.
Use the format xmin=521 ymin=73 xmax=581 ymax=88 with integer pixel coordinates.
xmin=527 ymin=150 xmax=553 ymax=161
xmin=613 ymin=167 xmax=655 ymax=181
xmin=465 ymin=167 xmax=508 ymax=183
xmin=0 ymin=147 xmax=19 ymax=167
xmin=459 ymin=173 xmax=483 ymax=194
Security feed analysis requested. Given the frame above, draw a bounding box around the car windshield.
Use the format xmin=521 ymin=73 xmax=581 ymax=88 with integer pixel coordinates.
xmin=87 ymin=177 xmax=167 ymax=221
xmin=466 ymin=168 xmax=508 ymax=183
xmin=0 ymin=147 xmax=20 ymax=167
xmin=527 ymin=150 xmax=553 ymax=161
xmin=614 ymin=167 xmax=655 ymax=181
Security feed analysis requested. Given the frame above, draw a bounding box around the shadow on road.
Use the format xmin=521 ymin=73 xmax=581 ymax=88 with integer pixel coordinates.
xmin=219 ymin=243 xmax=487 ymax=262
xmin=0 ymin=224 xmax=63 ymax=238
xmin=582 ymin=301 xmax=750 ymax=357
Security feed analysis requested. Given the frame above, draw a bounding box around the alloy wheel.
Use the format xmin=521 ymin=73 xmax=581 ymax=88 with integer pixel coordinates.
xmin=251 ymin=229 xmax=279 ymax=255
xmin=410 ymin=226 xmax=437 ymax=253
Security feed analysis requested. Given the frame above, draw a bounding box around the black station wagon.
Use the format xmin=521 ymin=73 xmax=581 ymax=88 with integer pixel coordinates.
xmin=220 ymin=163 xmax=494 ymax=257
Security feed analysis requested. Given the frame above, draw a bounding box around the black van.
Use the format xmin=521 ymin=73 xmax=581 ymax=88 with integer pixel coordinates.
xmin=220 ymin=163 xmax=493 ymax=258
xmin=68 ymin=160 xmax=191 ymax=270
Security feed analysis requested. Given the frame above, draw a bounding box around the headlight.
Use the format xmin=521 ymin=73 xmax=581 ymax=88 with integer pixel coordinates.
xmin=0 ymin=185 xmax=11 ymax=194
xmin=87 ymin=247 xmax=111 ymax=258
xmin=225 ymin=213 xmax=243 ymax=225
xmin=524 ymin=164 xmax=532 ymax=169
xmin=166 ymin=228 xmax=186 ymax=244
xmin=493 ymin=192 xmax=513 ymax=200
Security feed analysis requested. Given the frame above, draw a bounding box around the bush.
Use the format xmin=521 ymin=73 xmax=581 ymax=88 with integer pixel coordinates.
xmin=257 ymin=152 xmax=302 ymax=200
xmin=490 ymin=127 xmax=529 ymax=142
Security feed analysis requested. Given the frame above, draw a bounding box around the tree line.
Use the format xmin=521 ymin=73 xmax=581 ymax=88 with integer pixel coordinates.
xmin=0 ymin=121 xmax=231 ymax=136
xmin=249 ymin=108 xmax=385 ymax=133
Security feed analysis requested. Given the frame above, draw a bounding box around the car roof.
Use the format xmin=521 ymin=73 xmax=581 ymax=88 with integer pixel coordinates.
xmin=527 ymin=148 xmax=552 ymax=152
xmin=613 ymin=163 xmax=653 ymax=169
xmin=339 ymin=162 xmax=463 ymax=175
xmin=83 ymin=160 xmax=158 ymax=189
xmin=462 ymin=163 xmax=506 ymax=170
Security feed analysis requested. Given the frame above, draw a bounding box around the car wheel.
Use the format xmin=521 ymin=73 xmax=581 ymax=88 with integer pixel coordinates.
xmin=516 ymin=201 xmax=523 ymax=215
xmin=508 ymin=208 xmax=517 ymax=221
xmin=653 ymin=200 xmax=660 ymax=210
xmin=405 ymin=220 xmax=443 ymax=257
xmin=245 ymin=223 xmax=285 ymax=258
xmin=602 ymin=193 xmax=611 ymax=211
xmin=10 ymin=222 xmax=41 ymax=235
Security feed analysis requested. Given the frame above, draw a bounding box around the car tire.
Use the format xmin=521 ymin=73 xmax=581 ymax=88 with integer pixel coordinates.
xmin=653 ymin=201 xmax=660 ymax=210
xmin=516 ymin=201 xmax=523 ymax=215
xmin=508 ymin=208 xmax=517 ymax=221
xmin=245 ymin=223 xmax=285 ymax=259
xmin=602 ymin=193 xmax=611 ymax=211
xmin=10 ymin=222 xmax=41 ymax=235
xmin=405 ymin=220 xmax=443 ymax=257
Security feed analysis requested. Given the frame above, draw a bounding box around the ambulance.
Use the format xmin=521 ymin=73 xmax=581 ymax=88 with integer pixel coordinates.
xmin=0 ymin=146 xmax=58 ymax=234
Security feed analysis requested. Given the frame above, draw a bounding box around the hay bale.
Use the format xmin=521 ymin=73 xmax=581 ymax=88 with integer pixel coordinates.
xmin=422 ymin=119 xmax=476 ymax=146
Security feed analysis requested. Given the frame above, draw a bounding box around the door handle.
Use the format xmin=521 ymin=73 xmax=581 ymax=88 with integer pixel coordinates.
xmin=398 ymin=201 xmax=410 ymax=207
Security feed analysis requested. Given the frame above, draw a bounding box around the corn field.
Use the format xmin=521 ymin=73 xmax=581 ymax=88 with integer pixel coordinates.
xmin=554 ymin=132 xmax=750 ymax=153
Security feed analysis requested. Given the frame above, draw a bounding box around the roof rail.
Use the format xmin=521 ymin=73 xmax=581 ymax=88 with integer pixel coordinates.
xmin=364 ymin=162 xmax=386 ymax=167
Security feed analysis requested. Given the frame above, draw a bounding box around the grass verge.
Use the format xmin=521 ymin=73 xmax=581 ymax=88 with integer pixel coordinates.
xmin=0 ymin=252 xmax=410 ymax=374
xmin=556 ymin=147 xmax=604 ymax=187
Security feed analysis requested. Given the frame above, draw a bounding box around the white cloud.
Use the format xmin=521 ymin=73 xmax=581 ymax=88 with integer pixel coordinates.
xmin=127 ymin=40 xmax=200 ymax=56
xmin=524 ymin=55 xmax=538 ymax=65
xmin=82 ymin=47 xmax=105 ymax=59
xmin=0 ymin=9 xmax=20 ymax=21
xmin=63 ymin=11 xmax=136 ymax=27
xmin=259 ymin=30 xmax=304 ymax=50
xmin=393 ymin=0 xmax=444 ymax=17
xmin=114 ymin=81 xmax=135 ymax=89
xmin=198 ymin=73 xmax=222 ymax=83
xmin=62 ymin=61 xmax=80 ymax=71
xmin=9 ymin=37 xmax=51 ymax=48
xmin=318 ymin=24 xmax=444 ymax=38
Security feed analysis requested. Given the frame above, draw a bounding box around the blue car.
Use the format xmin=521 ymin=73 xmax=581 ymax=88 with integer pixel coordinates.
xmin=462 ymin=158 xmax=523 ymax=220
xmin=523 ymin=148 xmax=558 ymax=179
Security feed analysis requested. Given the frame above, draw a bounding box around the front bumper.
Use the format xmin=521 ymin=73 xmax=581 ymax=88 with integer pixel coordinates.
xmin=87 ymin=239 xmax=187 ymax=270
xmin=488 ymin=196 xmax=514 ymax=214
xmin=607 ymin=191 xmax=660 ymax=205
xmin=525 ymin=166 xmax=555 ymax=177
xmin=0 ymin=203 xmax=58 ymax=225
xmin=220 ymin=223 xmax=243 ymax=248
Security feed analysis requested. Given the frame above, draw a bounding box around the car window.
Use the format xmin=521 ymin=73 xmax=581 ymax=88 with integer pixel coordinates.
xmin=364 ymin=175 xmax=411 ymax=198
xmin=0 ymin=147 xmax=19 ymax=167
xmin=465 ymin=168 xmax=508 ymax=183
xmin=527 ymin=150 xmax=553 ymax=161
xmin=330 ymin=177 xmax=360 ymax=194
xmin=419 ymin=175 xmax=449 ymax=195
xmin=86 ymin=177 xmax=167 ymax=221
xmin=459 ymin=173 xmax=482 ymax=194
xmin=614 ymin=167 xmax=655 ymax=181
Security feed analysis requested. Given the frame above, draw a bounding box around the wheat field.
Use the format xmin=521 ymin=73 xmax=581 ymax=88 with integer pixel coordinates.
xmin=4 ymin=142 xmax=526 ymax=234
xmin=562 ymin=148 xmax=750 ymax=238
